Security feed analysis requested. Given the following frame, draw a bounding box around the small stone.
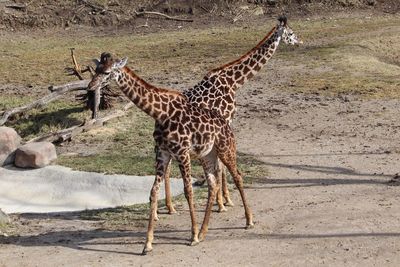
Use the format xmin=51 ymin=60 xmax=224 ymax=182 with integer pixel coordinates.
xmin=0 ymin=127 xmax=21 ymax=166
xmin=15 ymin=142 xmax=57 ymax=168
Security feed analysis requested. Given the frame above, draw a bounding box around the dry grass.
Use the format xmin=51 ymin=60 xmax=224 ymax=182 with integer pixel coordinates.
xmin=1 ymin=14 xmax=399 ymax=179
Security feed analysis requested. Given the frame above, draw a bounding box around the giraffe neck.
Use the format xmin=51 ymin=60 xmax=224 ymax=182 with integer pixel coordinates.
xmin=115 ymin=66 xmax=180 ymax=122
xmin=213 ymin=25 xmax=283 ymax=88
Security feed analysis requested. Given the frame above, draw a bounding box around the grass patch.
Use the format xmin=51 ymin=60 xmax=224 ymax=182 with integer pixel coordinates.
xmin=79 ymin=187 xmax=210 ymax=227
xmin=3 ymin=99 xmax=88 ymax=141
xmin=80 ymin=203 xmax=150 ymax=227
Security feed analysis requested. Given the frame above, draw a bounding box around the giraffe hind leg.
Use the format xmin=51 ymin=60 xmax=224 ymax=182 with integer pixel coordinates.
xmin=221 ymin=167 xmax=234 ymax=207
xmin=200 ymin=158 xmax=226 ymax=212
xmin=177 ymin=153 xmax=200 ymax=246
xmin=198 ymin=149 xmax=220 ymax=241
xmin=218 ymin=145 xmax=254 ymax=229
xmin=164 ymin=160 xmax=177 ymax=215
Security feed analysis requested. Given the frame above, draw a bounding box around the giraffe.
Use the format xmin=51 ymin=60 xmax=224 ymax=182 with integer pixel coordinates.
xmin=88 ymin=52 xmax=254 ymax=255
xmin=161 ymin=16 xmax=302 ymax=215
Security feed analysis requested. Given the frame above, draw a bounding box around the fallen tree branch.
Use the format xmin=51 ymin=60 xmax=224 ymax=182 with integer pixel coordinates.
xmin=6 ymin=4 xmax=27 ymax=11
xmin=0 ymin=80 xmax=89 ymax=126
xmin=27 ymin=103 xmax=133 ymax=143
xmin=48 ymin=80 xmax=89 ymax=93
xmin=134 ymin=10 xmax=193 ymax=22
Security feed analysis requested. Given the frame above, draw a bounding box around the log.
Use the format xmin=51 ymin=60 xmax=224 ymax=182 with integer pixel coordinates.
xmin=134 ymin=11 xmax=193 ymax=22
xmin=0 ymin=80 xmax=89 ymax=126
xmin=27 ymin=103 xmax=133 ymax=144
xmin=48 ymin=80 xmax=89 ymax=92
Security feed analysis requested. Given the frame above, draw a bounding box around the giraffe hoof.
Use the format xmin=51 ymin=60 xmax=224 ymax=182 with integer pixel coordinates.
xmin=218 ymin=206 xmax=228 ymax=213
xmin=225 ymin=200 xmax=234 ymax=207
xmin=246 ymin=222 xmax=255 ymax=229
xmin=142 ymin=246 xmax=153 ymax=255
xmin=190 ymin=239 xmax=200 ymax=246
xmin=198 ymin=234 xmax=205 ymax=242
xmin=154 ymin=215 xmax=160 ymax=221
xmin=168 ymin=208 xmax=177 ymax=215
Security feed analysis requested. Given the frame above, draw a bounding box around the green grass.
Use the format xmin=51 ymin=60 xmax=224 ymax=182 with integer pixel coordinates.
xmin=2 ymin=98 xmax=88 ymax=141
xmin=2 ymin=14 xmax=399 ymax=183
xmin=57 ymin=107 xmax=268 ymax=180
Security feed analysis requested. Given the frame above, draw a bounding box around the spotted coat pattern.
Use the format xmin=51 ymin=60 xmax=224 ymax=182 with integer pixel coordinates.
xmin=88 ymin=53 xmax=254 ymax=255
xmin=160 ymin=16 xmax=302 ymax=214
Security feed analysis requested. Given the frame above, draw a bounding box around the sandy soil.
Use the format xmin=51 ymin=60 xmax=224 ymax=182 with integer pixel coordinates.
xmin=1 ymin=2 xmax=400 ymax=264
xmin=1 ymin=54 xmax=400 ymax=266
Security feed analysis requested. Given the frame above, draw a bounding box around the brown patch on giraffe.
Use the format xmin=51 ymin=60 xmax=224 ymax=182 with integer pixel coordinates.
xmin=161 ymin=102 xmax=168 ymax=112
xmin=225 ymin=76 xmax=234 ymax=87
xmin=243 ymin=66 xmax=251 ymax=75
xmin=234 ymin=71 xmax=242 ymax=80
xmin=153 ymin=102 xmax=161 ymax=110
xmin=237 ymin=77 xmax=245 ymax=85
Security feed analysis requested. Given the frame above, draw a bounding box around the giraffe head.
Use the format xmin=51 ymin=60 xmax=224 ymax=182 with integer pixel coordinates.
xmin=88 ymin=52 xmax=128 ymax=91
xmin=277 ymin=16 xmax=303 ymax=45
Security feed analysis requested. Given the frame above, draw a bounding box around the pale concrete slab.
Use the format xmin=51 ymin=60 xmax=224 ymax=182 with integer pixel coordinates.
xmin=0 ymin=165 xmax=183 ymax=214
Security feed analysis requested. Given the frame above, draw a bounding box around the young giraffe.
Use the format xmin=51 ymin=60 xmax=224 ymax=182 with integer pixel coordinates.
xmin=88 ymin=53 xmax=254 ymax=255
xmin=161 ymin=16 xmax=302 ymax=214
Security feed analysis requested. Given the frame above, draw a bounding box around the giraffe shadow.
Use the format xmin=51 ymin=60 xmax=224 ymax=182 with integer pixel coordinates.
xmin=234 ymin=151 xmax=394 ymax=188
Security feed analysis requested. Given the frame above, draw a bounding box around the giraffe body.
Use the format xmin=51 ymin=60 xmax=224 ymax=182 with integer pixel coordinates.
xmin=88 ymin=53 xmax=253 ymax=254
xmin=161 ymin=16 xmax=302 ymax=213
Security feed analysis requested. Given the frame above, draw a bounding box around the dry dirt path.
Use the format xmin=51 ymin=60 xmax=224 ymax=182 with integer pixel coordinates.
xmin=1 ymin=85 xmax=400 ymax=266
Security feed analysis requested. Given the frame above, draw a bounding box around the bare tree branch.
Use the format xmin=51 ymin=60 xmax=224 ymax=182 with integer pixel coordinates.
xmin=27 ymin=104 xmax=133 ymax=144
xmin=134 ymin=10 xmax=193 ymax=22
xmin=0 ymin=80 xmax=89 ymax=126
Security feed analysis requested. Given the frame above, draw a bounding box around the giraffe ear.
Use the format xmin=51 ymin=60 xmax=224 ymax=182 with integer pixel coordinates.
xmin=112 ymin=57 xmax=128 ymax=69
xmin=92 ymin=58 xmax=101 ymax=68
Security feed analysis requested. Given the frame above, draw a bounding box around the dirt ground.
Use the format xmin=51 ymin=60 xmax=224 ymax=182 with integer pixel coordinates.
xmin=2 ymin=59 xmax=400 ymax=266
xmin=1 ymin=1 xmax=400 ymax=266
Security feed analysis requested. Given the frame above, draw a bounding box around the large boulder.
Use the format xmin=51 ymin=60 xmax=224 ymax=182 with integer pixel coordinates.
xmin=15 ymin=142 xmax=57 ymax=168
xmin=0 ymin=127 xmax=21 ymax=166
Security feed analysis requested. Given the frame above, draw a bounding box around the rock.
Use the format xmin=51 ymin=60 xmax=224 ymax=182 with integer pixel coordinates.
xmin=0 ymin=209 xmax=10 ymax=225
xmin=15 ymin=142 xmax=57 ymax=168
xmin=0 ymin=127 xmax=21 ymax=166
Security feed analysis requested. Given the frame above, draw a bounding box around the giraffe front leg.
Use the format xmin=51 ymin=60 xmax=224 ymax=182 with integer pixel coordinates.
xmin=199 ymin=172 xmax=218 ymax=241
xmin=142 ymin=176 xmax=162 ymax=255
xmin=219 ymin=146 xmax=254 ymax=229
xmin=199 ymin=150 xmax=220 ymax=241
xmin=142 ymin=151 xmax=171 ymax=255
xmin=178 ymin=155 xmax=199 ymax=246
xmin=164 ymin=160 xmax=177 ymax=214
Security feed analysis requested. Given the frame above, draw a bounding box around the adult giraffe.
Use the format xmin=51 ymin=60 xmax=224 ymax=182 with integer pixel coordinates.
xmin=88 ymin=53 xmax=253 ymax=254
xmin=161 ymin=16 xmax=302 ymax=215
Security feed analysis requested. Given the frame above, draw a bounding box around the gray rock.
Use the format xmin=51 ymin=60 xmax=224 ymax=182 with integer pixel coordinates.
xmin=0 ymin=127 xmax=21 ymax=166
xmin=0 ymin=209 xmax=10 ymax=225
xmin=15 ymin=142 xmax=57 ymax=168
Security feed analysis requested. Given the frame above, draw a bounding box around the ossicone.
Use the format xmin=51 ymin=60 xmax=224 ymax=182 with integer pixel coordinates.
xmin=278 ymin=15 xmax=287 ymax=26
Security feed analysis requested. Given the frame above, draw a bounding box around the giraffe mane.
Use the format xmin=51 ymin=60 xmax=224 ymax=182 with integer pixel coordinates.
xmin=209 ymin=26 xmax=277 ymax=74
